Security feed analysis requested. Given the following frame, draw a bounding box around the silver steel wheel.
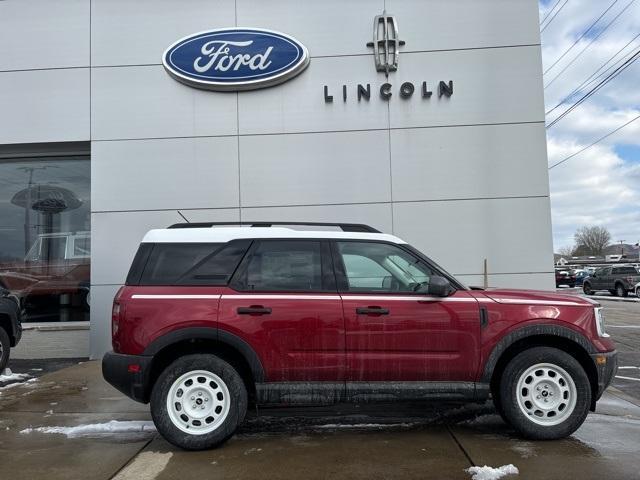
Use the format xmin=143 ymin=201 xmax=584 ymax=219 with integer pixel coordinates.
xmin=516 ymin=363 xmax=577 ymax=426
xmin=166 ymin=370 xmax=231 ymax=435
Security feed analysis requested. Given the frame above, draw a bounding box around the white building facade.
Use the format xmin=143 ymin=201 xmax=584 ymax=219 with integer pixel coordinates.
xmin=0 ymin=0 xmax=554 ymax=358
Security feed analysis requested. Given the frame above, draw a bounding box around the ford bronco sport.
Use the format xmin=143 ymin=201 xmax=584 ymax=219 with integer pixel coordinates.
xmin=102 ymin=222 xmax=617 ymax=450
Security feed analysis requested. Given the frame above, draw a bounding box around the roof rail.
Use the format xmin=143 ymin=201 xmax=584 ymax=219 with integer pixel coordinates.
xmin=167 ymin=221 xmax=381 ymax=233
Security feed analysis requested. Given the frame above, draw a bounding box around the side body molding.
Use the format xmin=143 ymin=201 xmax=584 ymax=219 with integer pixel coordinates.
xmin=480 ymin=323 xmax=597 ymax=383
xmin=143 ymin=327 xmax=265 ymax=383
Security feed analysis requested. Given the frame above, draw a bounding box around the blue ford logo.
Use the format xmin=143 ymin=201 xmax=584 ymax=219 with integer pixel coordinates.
xmin=163 ymin=28 xmax=310 ymax=91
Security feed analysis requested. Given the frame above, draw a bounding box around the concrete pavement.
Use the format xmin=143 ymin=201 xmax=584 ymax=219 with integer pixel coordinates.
xmin=1 ymin=361 xmax=640 ymax=480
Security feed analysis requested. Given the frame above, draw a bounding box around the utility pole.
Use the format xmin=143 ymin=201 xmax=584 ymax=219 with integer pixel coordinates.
xmin=618 ymin=240 xmax=625 ymax=255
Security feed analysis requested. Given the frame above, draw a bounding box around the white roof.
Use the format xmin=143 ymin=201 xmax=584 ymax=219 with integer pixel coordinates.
xmin=141 ymin=227 xmax=407 ymax=244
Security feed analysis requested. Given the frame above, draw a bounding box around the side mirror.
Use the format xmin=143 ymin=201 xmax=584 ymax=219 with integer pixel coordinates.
xmin=0 ymin=287 xmax=9 ymax=297
xmin=427 ymin=276 xmax=455 ymax=297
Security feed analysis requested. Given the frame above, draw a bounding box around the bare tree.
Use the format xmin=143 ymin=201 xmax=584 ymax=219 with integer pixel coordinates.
xmin=557 ymin=245 xmax=575 ymax=257
xmin=574 ymin=226 xmax=611 ymax=256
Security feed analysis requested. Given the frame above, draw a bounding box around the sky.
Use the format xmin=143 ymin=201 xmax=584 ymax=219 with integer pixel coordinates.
xmin=539 ymin=0 xmax=640 ymax=252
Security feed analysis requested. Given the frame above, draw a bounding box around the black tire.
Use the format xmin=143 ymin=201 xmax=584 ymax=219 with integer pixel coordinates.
xmin=615 ymin=283 xmax=628 ymax=297
xmin=583 ymin=283 xmax=594 ymax=295
xmin=0 ymin=327 xmax=10 ymax=372
xmin=150 ymin=354 xmax=247 ymax=450
xmin=568 ymin=283 xmax=575 ymax=288
xmin=498 ymin=347 xmax=591 ymax=440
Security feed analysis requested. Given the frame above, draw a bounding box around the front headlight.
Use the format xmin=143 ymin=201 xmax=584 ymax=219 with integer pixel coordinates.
xmin=594 ymin=307 xmax=609 ymax=337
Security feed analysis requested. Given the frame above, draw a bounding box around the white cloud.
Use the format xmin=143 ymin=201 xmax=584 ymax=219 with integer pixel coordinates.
xmin=539 ymin=0 xmax=640 ymax=250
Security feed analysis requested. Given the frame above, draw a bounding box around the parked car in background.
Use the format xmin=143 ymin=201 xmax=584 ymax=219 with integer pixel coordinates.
xmin=555 ymin=268 xmax=576 ymax=287
xmin=634 ymin=281 xmax=640 ymax=298
xmin=0 ymin=231 xmax=90 ymax=312
xmin=583 ymin=265 xmax=640 ymax=297
xmin=103 ymin=222 xmax=617 ymax=450
xmin=574 ymin=269 xmax=588 ymax=287
xmin=0 ymin=286 xmax=22 ymax=371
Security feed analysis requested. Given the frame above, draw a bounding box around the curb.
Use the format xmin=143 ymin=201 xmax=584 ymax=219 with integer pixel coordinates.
xmin=589 ymin=296 xmax=640 ymax=304
xmin=21 ymin=322 xmax=90 ymax=332
xmin=607 ymin=386 xmax=640 ymax=408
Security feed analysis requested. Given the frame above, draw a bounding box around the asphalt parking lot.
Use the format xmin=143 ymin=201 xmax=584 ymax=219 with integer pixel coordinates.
xmin=1 ymin=296 xmax=638 ymax=480
xmin=600 ymin=299 xmax=640 ymax=399
xmin=1 ymin=361 xmax=639 ymax=480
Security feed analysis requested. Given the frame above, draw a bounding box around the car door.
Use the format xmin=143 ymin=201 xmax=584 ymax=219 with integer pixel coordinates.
xmin=219 ymin=239 xmax=345 ymax=383
xmin=332 ymin=240 xmax=481 ymax=383
xmin=590 ymin=268 xmax=603 ymax=290
xmin=599 ymin=267 xmax=612 ymax=290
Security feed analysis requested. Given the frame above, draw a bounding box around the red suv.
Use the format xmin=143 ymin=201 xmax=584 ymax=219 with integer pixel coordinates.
xmin=102 ymin=222 xmax=617 ymax=450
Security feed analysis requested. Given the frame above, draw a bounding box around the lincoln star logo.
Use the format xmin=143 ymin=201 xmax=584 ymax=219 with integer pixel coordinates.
xmin=163 ymin=28 xmax=310 ymax=91
xmin=366 ymin=12 xmax=405 ymax=76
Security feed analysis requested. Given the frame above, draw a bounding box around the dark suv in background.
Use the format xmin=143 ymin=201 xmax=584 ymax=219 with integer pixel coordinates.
xmin=583 ymin=265 xmax=640 ymax=297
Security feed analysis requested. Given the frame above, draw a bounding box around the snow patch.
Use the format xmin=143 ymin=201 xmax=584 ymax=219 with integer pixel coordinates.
xmin=465 ymin=464 xmax=519 ymax=480
xmin=20 ymin=420 xmax=156 ymax=438
xmin=0 ymin=368 xmax=30 ymax=383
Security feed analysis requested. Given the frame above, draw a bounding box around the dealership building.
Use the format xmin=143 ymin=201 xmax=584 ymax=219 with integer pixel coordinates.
xmin=0 ymin=0 xmax=554 ymax=358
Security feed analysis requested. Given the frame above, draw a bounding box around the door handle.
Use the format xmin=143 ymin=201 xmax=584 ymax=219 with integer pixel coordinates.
xmin=237 ymin=306 xmax=272 ymax=315
xmin=356 ymin=306 xmax=389 ymax=315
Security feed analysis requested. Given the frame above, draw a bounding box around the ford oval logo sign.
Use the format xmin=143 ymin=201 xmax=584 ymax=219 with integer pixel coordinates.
xmin=162 ymin=28 xmax=310 ymax=91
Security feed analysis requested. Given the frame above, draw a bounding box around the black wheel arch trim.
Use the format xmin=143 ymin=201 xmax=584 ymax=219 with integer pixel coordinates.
xmin=481 ymin=323 xmax=597 ymax=383
xmin=143 ymin=327 xmax=265 ymax=383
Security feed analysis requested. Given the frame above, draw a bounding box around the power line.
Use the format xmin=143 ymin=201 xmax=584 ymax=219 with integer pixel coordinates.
xmin=544 ymin=0 xmax=637 ymax=89
xmin=574 ymin=34 xmax=640 ymax=94
xmin=543 ymin=0 xmax=620 ymax=74
xmin=548 ymin=114 xmax=640 ymax=170
xmin=540 ymin=0 xmax=564 ymax=26
xmin=541 ymin=0 xmax=569 ymax=32
xmin=546 ymin=47 xmax=640 ymax=129
xmin=546 ymin=32 xmax=640 ymax=116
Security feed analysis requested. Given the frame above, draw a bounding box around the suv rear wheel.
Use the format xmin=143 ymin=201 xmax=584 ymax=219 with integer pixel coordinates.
xmin=0 ymin=327 xmax=10 ymax=372
xmin=583 ymin=283 xmax=594 ymax=295
xmin=498 ymin=347 xmax=591 ymax=440
xmin=150 ymin=354 xmax=247 ymax=450
xmin=615 ymin=283 xmax=628 ymax=297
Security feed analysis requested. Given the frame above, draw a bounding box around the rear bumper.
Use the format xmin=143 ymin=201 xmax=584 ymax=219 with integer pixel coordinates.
xmin=102 ymin=351 xmax=153 ymax=403
xmin=591 ymin=350 xmax=618 ymax=403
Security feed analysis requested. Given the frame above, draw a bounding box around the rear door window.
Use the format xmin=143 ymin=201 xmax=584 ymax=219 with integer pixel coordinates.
xmin=232 ymin=240 xmax=326 ymax=292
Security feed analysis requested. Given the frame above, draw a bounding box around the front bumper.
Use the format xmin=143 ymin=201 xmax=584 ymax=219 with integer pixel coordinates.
xmin=591 ymin=350 xmax=618 ymax=404
xmin=102 ymin=351 xmax=153 ymax=403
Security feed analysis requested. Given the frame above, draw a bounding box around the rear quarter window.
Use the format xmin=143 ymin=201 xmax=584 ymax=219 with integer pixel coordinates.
xmin=614 ymin=267 xmax=638 ymax=274
xmin=132 ymin=240 xmax=251 ymax=286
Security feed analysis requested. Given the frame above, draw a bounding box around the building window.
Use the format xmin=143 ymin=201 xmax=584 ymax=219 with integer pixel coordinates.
xmin=0 ymin=153 xmax=90 ymax=322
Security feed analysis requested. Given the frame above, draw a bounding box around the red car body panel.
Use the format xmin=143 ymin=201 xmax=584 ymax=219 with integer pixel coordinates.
xmin=113 ymin=285 xmax=614 ymax=383
xmin=217 ymin=290 xmax=345 ymax=382
xmin=340 ymin=290 xmax=480 ymax=382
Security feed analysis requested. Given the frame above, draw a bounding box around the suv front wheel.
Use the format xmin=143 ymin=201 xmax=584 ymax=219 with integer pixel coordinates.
xmin=498 ymin=346 xmax=591 ymax=440
xmin=150 ymin=354 xmax=247 ymax=450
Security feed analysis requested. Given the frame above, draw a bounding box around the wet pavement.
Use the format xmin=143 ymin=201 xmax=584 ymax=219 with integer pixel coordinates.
xmin=1 ymin=362 xmax=640 ymax=480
